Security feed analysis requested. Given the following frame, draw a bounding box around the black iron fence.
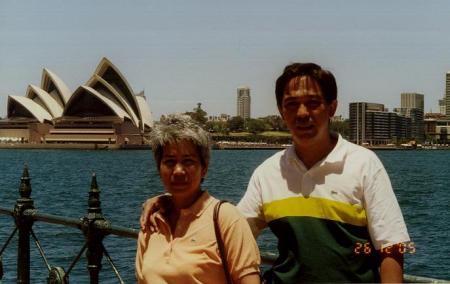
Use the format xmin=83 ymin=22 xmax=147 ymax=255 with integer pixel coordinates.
xmin=0 ymin=166 xmax=137 ymax=283
xmin=0 ymin=166 xmax=446 ymax=283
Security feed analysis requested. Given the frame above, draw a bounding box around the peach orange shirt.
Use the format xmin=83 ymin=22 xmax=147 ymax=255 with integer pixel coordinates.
xmin=135 ymin=191 xmax=260 ymax=284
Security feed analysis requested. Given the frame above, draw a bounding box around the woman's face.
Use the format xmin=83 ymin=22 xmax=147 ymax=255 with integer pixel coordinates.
xmin=159 ymin=140 xmax=207 ymax=199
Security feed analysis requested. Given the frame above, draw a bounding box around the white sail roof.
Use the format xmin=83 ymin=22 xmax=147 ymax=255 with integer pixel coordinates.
xmin=93 ymin=57 xmax=140 ymax=117
xmin=64 ymin=86 xmax=131 ymax=120
xmin=86 ymin=74 xmax=140 ymax=126
xmin=26 ymin=84 xmax=64 ymax=118
xmin=5 ymin=57 xmax=154 ymax=131
xmin=41 ymin=68 xmax=72 ymax=106
xmin=8 ymin=96 xmax=53 ymax=123
xmin=135 ymin=93 xmax=154 ymax=130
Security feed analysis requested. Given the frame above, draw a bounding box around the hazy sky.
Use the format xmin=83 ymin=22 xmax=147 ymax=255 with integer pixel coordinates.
xmin=1 ymin=0 xmax=450 ymax=120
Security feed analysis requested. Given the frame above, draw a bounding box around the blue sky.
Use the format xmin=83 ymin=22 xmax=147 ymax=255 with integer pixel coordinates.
xmin=1 ymin=0 xmax=450 ymax=120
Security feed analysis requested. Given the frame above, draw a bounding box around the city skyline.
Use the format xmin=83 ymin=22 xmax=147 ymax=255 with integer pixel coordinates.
xmin=2 ymin=1 xmax=450 ymax=120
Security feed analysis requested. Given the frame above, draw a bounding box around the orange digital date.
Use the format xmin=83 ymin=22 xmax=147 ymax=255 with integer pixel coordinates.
xmin=353 ymin=241 xmax=416 ymax=255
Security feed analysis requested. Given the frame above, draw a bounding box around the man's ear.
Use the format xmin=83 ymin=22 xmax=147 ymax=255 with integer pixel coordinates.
xmin=278 ymin=105 xmax=284 ymax=118
xmin=329 ymin=100 xmax=338 ymax=117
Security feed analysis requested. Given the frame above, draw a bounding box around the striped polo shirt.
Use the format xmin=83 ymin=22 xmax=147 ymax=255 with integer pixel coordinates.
xmin=238 ymin=135 xmax=409 ymax=283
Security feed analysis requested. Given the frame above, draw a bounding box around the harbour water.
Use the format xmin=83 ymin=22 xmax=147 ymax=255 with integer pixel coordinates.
xmin=0 ymin=149 xmax=449 ymax=282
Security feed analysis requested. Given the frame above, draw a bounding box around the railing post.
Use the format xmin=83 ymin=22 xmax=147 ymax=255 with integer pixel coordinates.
xmin=82 ymin=174 xmax=110 ymax=284
xmin=13 ymin=165 xmax=34 ymax=284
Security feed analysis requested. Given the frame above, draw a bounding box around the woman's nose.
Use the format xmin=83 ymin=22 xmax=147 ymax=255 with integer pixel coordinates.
xmin=173 ymin=163 xmax=185 ymax=174
xmin=171 ymin=163 xmax=187 ymax=182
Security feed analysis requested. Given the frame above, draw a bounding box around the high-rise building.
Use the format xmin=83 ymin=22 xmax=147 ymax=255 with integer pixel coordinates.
xmin=237 ymin=86 xmax=251 ymax=119
xmin=399 ymin=92 xmax=425 ymax=141
xmin=446 ymin=72 xmax=450 ymax=117
xmin=394 ymin=108 xmax=424 ymax=142
xmin=349 ymin=102 xmax=411 ymax=145
xmin=439 ymin=98 xmax=446 ymax=115
xmin=401 ymin=93 xmax=424 ymax=111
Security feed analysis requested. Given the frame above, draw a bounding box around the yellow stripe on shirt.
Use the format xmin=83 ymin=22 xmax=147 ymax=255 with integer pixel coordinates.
xmin=263 ymin=196 xmax=367 ymax=226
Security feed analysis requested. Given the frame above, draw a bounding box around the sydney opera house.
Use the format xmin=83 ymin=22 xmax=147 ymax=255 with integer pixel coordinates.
xmin=0 ymin=58 xmax=153 ymax=148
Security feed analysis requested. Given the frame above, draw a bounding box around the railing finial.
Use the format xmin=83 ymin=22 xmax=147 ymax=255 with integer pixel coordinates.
xmin=85 ymin=173 xmax=108 ymax=283
xmin=88 ymin=173 xmax=102 ymax=217
xmin=15 ymin=164 xmax=35 ymax=283
xmin=19 ymin=164 xmax=32 ymax=199
xmin=90 ymin=172 xmax=98 ymax=192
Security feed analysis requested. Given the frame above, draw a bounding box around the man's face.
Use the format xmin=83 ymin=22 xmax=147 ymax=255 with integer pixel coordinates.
xmin=279 ymin=76 xmax=337 ymax=146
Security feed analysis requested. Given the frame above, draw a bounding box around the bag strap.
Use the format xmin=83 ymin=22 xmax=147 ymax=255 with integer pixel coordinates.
xmin=213 ymin=200 xmax=233 ymax=284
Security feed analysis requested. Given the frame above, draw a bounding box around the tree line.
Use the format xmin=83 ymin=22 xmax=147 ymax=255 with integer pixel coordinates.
xmin=163 ymin=103 xmax=350 ymax=139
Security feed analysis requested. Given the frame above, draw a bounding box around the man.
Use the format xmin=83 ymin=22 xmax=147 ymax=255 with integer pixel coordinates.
xmin=236 ymin=62 xmax=410 ymax=283
xmin=142 ymin=62 xmax=410 ymax=283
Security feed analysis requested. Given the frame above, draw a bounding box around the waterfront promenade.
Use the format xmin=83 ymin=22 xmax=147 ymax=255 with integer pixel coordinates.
xmin=0 ymin=142 xmax=121 ymax=150
xmin=3 ymin=140 xmax=448 ymax=151
xmin=0 ymin=142 xmax=154 ymax=150
xmin=213 ymin=141 xmax=289 ymax=150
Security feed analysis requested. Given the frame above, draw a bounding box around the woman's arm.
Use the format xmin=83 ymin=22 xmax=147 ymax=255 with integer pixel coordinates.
xmin=218 ymin=203 xmax=261 ymax=284
xmin=237 ymin=272 xmax=261 ymax=284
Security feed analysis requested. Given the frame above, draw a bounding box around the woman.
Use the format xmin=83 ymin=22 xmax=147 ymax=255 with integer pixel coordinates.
xmin=136 ymin=114 xmax=261 ymax=284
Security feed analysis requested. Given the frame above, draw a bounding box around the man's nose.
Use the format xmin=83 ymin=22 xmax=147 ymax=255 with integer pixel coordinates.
xmin=296 ymin=104 xmax=309 ymax=117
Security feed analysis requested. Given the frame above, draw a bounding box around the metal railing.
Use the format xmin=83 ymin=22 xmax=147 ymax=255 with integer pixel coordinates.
xmin=0 ymin=165 xmax=138 ymax=283
xmin=0 ymin=166 xmax=447 ymax=283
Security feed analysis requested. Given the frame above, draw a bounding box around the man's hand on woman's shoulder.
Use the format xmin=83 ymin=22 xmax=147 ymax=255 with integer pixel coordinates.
xmin=140 ymin=194 xmax=173 ymax=232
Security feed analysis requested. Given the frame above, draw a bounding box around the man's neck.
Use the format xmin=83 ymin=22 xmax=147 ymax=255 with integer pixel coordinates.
xmin=294 ymin=133 xmax=338 ymax=169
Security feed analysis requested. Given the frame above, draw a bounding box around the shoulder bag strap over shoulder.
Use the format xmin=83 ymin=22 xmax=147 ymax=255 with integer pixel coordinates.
xmin=213 ymin=200 xmax=233 ymax=284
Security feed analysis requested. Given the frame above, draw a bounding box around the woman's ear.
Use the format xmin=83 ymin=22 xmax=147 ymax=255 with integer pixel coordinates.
xmin=201 ymin=162 xmax=208 ymax=178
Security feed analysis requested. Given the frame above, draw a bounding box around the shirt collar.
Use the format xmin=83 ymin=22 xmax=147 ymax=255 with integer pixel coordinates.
xmin=179 ymin=190 xmax=214 ymax=218
xmin=286 ymin=134 xmax=347 ymax=169
xmin=322 ymin=134 xmax=346 ymax=164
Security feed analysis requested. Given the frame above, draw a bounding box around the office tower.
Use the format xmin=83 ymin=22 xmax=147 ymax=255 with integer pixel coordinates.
xmin=439 ymin=98 xmax=446 ymax=115
xmin=399 ymin=93 xmax=424 ymax=141
xmin=349 ymin=102 xmax=411 ymax=145
xmin=446 ymin=72 xmax=450 ymax=117
xmin=237 ymin=86 xmax=251 ymax=119
xmin=401 ymin=93 xmax=424 ymax=111
xmin=350 ymin=102 xmax=385 ymax=145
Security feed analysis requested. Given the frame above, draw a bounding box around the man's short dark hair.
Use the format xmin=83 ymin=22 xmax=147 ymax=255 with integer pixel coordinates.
xmin=275 ymin=63 xmax=337 ymax=108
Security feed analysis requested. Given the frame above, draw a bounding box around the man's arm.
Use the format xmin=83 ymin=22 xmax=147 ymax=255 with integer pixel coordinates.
xmin=139 ymin=194 xmax=172 ymax=231
xmin=246 ymin=217 xmax=266 ymax=239
xmin=362 ymin=157 xmax=409 ymax=283
xmin=379 ymin=244 xmax=404 ymax=283
xmin=237 ymin=170 xmax=267 ymax=239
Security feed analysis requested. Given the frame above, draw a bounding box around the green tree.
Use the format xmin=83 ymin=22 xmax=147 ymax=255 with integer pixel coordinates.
xmin=205 ymin=120 xmax=228 ymax=134
xmin=227 ymin=116 xmax=245 ymax=131
xmin=330 ymin=119 xmax=349 ymax=138
xmin=260 ymin=115 xmax=287 ymax=131
xmin=185 ymin=103 xmax=207 ymax=126
xmin=247 ymin=118 xmax=267 ymax=134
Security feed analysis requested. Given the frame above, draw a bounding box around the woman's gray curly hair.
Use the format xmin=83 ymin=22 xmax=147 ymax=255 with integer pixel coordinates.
xmin=150 ymin=113 xmax=211 ymax=169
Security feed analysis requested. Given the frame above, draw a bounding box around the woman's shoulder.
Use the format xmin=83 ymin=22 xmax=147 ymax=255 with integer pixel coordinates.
xmin=211 ymin=199 xmax=246 ymax=226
